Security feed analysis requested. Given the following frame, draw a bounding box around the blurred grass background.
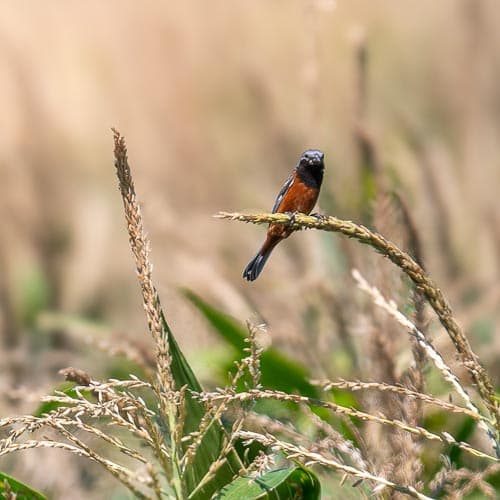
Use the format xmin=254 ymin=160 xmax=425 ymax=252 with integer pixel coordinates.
xmin=0 ymin=1 xmax=499 ymax=497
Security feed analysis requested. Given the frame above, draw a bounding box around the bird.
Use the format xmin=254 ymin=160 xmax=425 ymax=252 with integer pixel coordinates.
xmin=243 ymin=149 xmax=325 ymax=281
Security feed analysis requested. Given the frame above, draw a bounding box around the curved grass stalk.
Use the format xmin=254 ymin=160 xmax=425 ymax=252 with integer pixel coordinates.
xmin=215 ymin=211 xmax=500 ymax=439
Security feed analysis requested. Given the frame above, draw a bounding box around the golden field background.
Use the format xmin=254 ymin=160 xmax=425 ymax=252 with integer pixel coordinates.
xmin=0 ymin=1 xmax=499 ymax=497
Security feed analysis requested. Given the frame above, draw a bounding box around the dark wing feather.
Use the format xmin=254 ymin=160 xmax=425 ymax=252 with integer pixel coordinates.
xmin=271 ymin=171 xmax=295 ymax=213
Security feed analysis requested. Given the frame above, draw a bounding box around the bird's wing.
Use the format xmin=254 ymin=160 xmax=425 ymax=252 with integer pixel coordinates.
xmin=271 ymin=171 xmax=295 ymax=213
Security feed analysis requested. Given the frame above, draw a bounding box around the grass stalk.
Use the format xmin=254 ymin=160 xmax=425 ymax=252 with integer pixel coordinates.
xmin=215 ymin=210 xmax=500 ymax=438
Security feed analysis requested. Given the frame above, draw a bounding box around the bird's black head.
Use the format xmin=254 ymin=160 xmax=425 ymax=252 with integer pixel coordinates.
xmin=299 ymin=149 xmax=325 ymax=170
xmin=296 ymin=149 xmax=325 ymax=188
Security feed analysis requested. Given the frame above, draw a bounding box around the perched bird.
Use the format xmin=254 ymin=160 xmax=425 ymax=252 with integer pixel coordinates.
xmin=243 ymin=149 xmax=325 ymax=281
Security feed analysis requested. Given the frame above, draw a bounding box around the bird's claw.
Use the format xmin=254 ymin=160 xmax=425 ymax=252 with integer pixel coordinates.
xmin=311 ymin=212 xmax=326 ymax=222
xmin=285 ymin=211 xmax=297 ymax=228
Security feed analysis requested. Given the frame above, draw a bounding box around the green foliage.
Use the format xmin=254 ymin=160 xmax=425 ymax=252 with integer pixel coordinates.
xmin=0 ymin=471 xmax=47 ymax=500
xmin=183 ymin=289 xmax=363 ymax=445
xmin=448 ymin=416 xmax=476 ymax=467
xmin=178 ymin=292 xmax=327 ymax=496
xmin=469 ymin=317 xmax=495 ymax=344
xmin=107 ymin=357 xmax=148 ymax=381
xmin=359 ymin=164 xmax=377 ymax=224
xmin=159 ymin=311 xmax=243 ymax=499
xmin=215 ymin=466 xmax=320 ymax=499
xmin=17 ymin=264 xmax=51 ymax=327
xmin=183 ymin=290 xmax=318 ymax=398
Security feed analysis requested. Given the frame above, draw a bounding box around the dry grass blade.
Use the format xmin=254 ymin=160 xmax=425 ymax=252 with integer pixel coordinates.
xmin=0 ymin=439 xmax=152 ymax=499
xmin=112 ymin=128 xmax=173 ymax=394
xmin=301 ymin=405 xmax=368 ymax=471
xmin=215 ymin=211 xmax=500 ymax=435
xmin=245 ymin=321 xmax=264 ymax=391
xmin=311 ymin=379 xmax=483 ymax=420
xmin=430 ymin=462 xmax=500 ymax=499
xmin=352 ymin=269 xmax=499 ymax=457
xmin=394 ymin=191 xmax=427 ymax=402
xmin=238 ymin=431 xmax=432 ymax=500
xmin=200 ymin=389 xmax=498 ymax=462
xmin=0 ymin=373 xmax=166 ymax=498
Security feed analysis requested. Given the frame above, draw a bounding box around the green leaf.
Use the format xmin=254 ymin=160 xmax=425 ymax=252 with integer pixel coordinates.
xmin=448 ymin=416 xmax=476 ymax=467
xmin=182 ymin=290 xmax=318 ymax=398
xmin=159 ymin=311 xmax=243 ymax=500
xmin=0 ymin=471 xmax=47 ymax=500
xmin=215 ymin=466 xmax=321 ymax=499
xmin=359 ymin=162 xmax=377 ymax=224
xmin=18 ymin=264 xmax=51 ymax=327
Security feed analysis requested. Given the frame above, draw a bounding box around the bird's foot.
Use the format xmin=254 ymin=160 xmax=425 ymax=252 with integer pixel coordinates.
xmin=284 ymin=211 xmax=298 ymax=228
xmin=311 ymin=212 xmax=327 ymax=222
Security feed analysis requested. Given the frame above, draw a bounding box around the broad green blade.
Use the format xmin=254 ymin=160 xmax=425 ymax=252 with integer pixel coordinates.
xmin=183 ymin=290 xmax=318 ymax=398
xmin=160 ymin=311 xmax=243 ymax=499
xmin=0 ymin=471 xmax=47 ymax=500
xmin=215 ymin=466 xmax=321 ymax=499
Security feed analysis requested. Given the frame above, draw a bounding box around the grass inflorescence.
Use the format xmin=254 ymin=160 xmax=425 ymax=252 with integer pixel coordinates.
xmin=215 ymin=210 xmax=500 ymax=443
xmin=0 ymin=132 xmax=498 ymax=500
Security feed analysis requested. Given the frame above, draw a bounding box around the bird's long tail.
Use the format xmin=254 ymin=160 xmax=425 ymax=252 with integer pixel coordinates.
xmin=243 ymin=237 xmax=280 ymax=281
